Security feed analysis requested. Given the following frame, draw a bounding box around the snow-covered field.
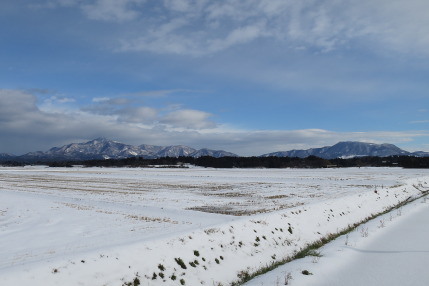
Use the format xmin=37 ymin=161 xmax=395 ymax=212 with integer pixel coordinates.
xmin=0 ymin=166 xmax=428 ymax=285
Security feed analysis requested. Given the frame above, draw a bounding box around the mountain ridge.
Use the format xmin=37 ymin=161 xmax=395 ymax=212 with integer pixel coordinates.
xmin=6 ymin=138 xmax=238 ymax=162
xmin=261 ymin=141 xmax=424 ymax=159
xmin=1 ymin=139 xmax=428 ymax=162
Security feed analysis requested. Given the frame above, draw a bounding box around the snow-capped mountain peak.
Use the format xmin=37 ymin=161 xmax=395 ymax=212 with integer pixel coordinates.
xmin=14 ymin=139 xmax=238 ymax=161
xmin=261 ymin=141 xmax=424 ymax=159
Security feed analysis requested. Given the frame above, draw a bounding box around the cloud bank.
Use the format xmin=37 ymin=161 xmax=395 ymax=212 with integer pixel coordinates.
xmin=1 ymin=89 xmax=427 ymax=156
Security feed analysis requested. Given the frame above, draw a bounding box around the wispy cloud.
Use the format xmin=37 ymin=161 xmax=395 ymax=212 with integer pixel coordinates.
xmin=111 ymin=0 xmax=429 ymax=58
xmin=92 ymin=97 xmax=110 ymax=102
xmin=409 ymin=120 xmax=429 ymax=124
xmin=81 ymin=0 xmax=145 ymax=22
xmin=123 ymin=89 xmax=196 ymax=98
xmin=31 ymin=0 xmax=429 ymax=59
xmin=34 ymin=0 xmax=145 ymax=22
xmin=44 ymin=96 xmax=75 ymax=104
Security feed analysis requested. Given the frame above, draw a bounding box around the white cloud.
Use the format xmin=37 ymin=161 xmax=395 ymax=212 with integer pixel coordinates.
xmin=29 ymin=0 xmax=82 ymax=9
xmin=44 ymin=96 xmax=75 ymax=104
xmin=117 ymin=106 xmax=157 ymax=123
xmin=81 ymin=0 xmax=145 ymax=22
xmin=207 ymin=21 xmax=269 ymax=53
xmin=32 ymin=0 xmax=429 ymax=59
xmin=160 ymin=109 xmax=217 ymax=129
xmin=92 ymin=97 xmax=110 ymax=102
xmin=0 ymin=90 xmax=38 ymax=120
xmin=123 ymin=89 xmax=192 ymax=98
xmin=58 ymin=97 xmax=75 ymax=103
xmin=86 ymin=94 xmax=214 ymax=127
xmin=36 ymin=0 xmax=145 ymax=22
xmin=409 ymin=120 xmax=429 ymax=124
xmin=162 ymin=0 xmax=195 ymax=13
xmin=114 ymin=0 xmax=429 ymax=58
xmin=35 ymin=0 xmax=429 ymax=57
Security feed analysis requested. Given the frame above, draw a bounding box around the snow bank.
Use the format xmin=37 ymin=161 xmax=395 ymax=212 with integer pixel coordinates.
xmin=245 ymin=187 xmax=429 ymax=286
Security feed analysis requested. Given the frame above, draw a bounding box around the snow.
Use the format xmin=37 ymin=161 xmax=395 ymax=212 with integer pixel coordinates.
xmin=0 ymin=166 xmax=428 ymax=286
xmin=245 ymin=194 xmax=429 ymax=286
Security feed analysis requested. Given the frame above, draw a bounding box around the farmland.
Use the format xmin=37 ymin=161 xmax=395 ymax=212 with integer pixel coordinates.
xmin=1 ymin=166 xmax=428 ymax=285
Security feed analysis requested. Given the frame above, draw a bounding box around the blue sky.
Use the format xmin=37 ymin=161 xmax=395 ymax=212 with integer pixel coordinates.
xmin=1 ymin=0 xmax=428 ymax=156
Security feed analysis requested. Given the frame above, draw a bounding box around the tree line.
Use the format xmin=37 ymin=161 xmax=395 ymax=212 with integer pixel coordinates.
xmin=8 ymin=155 xmax=425 ymax=168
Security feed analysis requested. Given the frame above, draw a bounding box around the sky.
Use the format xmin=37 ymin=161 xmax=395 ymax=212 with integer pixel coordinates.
xmin=1 ymin=0 xmax=429 ymax=156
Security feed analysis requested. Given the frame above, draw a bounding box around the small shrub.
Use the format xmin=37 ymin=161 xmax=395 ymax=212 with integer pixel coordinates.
xmin=175 ymin=258 xmax=187 ymax=269
xmin=237 ymin=270 xmax=250 ymax=281
xmin=288 ymin=226 xmax=293 ymax=234
xmin=220 ymin=256 xmax=224 ymax=260
xmin=133 ymin=277 xmax=140 ymax=286
xmin=204 ymin=228 xmax=219 ymax=235
xmin=215 ymin=258 xmax=220 ymax=264
xmin=284 ymin=272 xmax=293 ymax=285
xmin=152 ymin=272 xmax=157 ymax=280
xmin=193 ymin=250 xmax=200 ymax=257
xmin=122 ymin=275 xmax=141 ymax=286
xmin=180 ymin=278 xmax=185 ymax=285
xmin=171 ymin=274 xmax=177 ymax=281
xmin=302 ymin=270 xmax=312 ymax=275
xmin=158 ymin=264 xmax=165 ymax=271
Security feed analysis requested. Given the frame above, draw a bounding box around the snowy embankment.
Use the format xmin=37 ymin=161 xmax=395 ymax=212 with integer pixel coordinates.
xmin=0 ymin=167 xmax=428 ymax=286
xmin=245 ymin=190 xmax=429 ymax=286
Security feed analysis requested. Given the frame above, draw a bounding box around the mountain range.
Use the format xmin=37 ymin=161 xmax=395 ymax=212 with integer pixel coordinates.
xmin=1 ymin=139 xmax=428 ymax=162
xmin=261 ymin=141 xmax=428 ymax=159
xmin=1 ymin=138 xmax=238 ymax=162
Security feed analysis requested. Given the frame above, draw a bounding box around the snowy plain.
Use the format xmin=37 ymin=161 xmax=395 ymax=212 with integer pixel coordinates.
xmin=0 ymin=166 xmax=428 ymax=286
